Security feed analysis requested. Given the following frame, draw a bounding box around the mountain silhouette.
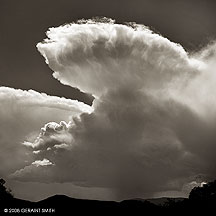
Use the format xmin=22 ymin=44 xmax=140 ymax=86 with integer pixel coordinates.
xmin=1 ymin=179 xmax=216 ymax=215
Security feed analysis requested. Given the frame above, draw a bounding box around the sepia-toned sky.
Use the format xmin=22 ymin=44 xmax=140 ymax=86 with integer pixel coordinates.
xmin=0 ymin=0 xmax=216 ymax=201
xmin=1 ymin=0 xmax=216 ymax=101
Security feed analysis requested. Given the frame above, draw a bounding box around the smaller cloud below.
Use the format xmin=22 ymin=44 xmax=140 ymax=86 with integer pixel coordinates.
xmin=32 ymin=159 xmax=53 ymax=167
xmin=23 ymin=121 xmax=73 ymax=151
xmin=0 ymin=86 xmax=92 ymax=177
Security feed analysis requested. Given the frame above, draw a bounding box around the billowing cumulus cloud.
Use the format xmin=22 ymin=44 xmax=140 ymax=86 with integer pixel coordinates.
xmin=0 ymin=87 xmax=92 ymax=177
xmin=10 ymin=18 xmax=216 ymax=200
xmin=37 ymin=18 xmax=201 ymax=97
xmin=23 ymin=121 xmax=73 ymax=150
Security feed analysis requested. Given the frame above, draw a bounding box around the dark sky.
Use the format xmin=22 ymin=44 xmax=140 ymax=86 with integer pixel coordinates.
xmin=1 ymin=0 xmax=216 ymax=103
